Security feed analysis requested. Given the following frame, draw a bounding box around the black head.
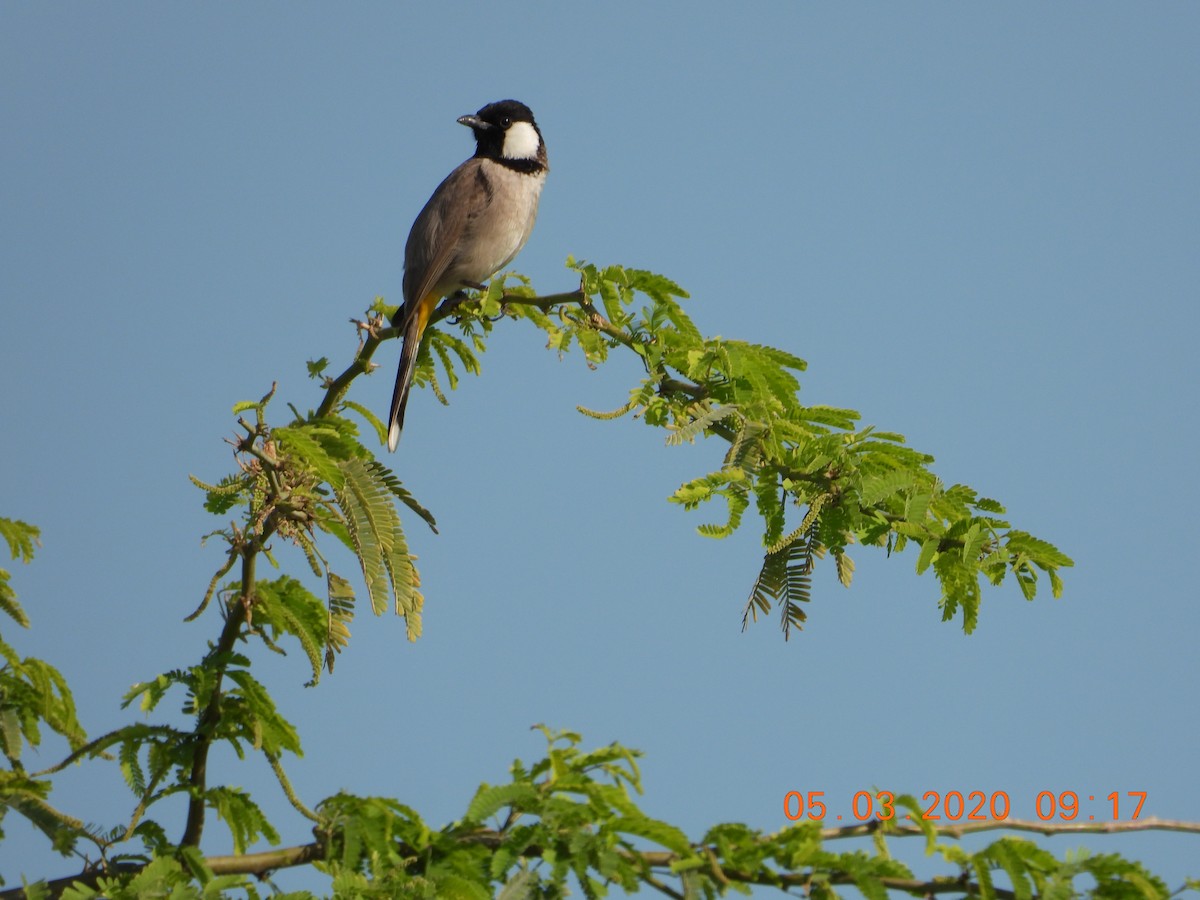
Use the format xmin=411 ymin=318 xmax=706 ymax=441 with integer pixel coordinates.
xmin=458 ymin=99 xmax=546 ymax=169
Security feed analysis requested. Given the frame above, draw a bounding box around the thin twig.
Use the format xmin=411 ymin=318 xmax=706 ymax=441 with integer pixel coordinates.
xmin=30 ymin=725 xmax=184 ymax=778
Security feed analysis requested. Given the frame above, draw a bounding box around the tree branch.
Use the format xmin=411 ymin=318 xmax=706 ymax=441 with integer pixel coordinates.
xmin=8 ymin=817 xmax=1194 ymax=900
xmin=206 ymin=841 xmax=324 ymax=875
xmin=314 ymin=320 xmax=394 ymax=419
xmin=314 ymin=286 xmax=590 ymax=422
xmin=431 ymin=287 xmax=588 ymax=323
xmin=179 ymin=539 xmax=258 ymax=848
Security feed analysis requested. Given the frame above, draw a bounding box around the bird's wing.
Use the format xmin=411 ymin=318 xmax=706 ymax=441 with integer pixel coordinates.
xmin=402 ymin=158 xmax=491 ymax=311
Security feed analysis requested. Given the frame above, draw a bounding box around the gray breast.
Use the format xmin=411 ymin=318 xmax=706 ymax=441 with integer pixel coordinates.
xmin=447 ymin=162 xmax=545 ymax=285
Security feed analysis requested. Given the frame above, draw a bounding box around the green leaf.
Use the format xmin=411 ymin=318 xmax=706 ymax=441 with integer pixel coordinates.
xmin=915 ymin=538 xmax=939 ymax=575
xmin=325 ymin=571 xmax=355 ymax=672
xmin=834 ymin=549 xmax=854 ymax=587
xmin=251 ymin=576 xmax=328 ymax=686
xmin=1048 ymin=567 xmax=1064 ymax=599
xmin=610 ymin=815 xmax=693 ymax=855
xmin=208 ymin=786 xmax=281 ymax=855
xmin=0 ymin=567 xmax=29 ymax=628
xmin=743 ymin=524 xmax=818 ymax=639
xmin=191 ymin=473 xmax=249 ymax=516
xmin=466 ymin=783 xmax=540 ymax=822
xmin=1005 ymin=531 xmax=1074 ymax=568
xmin=431 ymin=337 xmax=461 ymax=391
xmin=961 ymin=522 xmax=988 ymax=564
xmin=496 ymin=870 xmax=539 ymax=900
xmin=341 ymin=400 xmax=388 ymax=446
xmin=753 ymin=469 xmax=785 ymax=548
xmin=431 ymin=875 xmax=492 ymax=900
xmin=0 ymin=518 xmax=40 ymax=563
xmin=334 ymin=458 xmax=424 ymax=638
xmin=119 ymin=739 xmax=146 ymax=795
xmin=905 ymin=490 xmax=932 ymax=524
xmin=364 ymin=459 xmax=439 ymax=534
xmin=223 ymin=668 xmax=302 ymax=756
xmin=274 ymin=424 xmax=346 ymax=488
xmin=437 ymin=330 xmax=483 ymax=378
xmin=625 ymin=268 xmax=689 ymax=302
xmin=666 ymin=404 xmax=739 ymax=446
xmin=858 ymin=469 xmax=915 ymax=507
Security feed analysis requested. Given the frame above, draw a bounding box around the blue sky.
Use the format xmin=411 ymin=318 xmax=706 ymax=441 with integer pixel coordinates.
xmin=2 ymin=2 xmax=1198 ymax=893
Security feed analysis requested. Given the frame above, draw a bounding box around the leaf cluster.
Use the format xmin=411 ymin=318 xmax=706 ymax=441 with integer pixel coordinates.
xmin=26 ymin=728 xmax=1172 ymax=900
xmin=412 ymin=260 xmax=1073 ymax=634
xmin=274 ymin=260 xmax=1071 ymax=636
xmin=0 ymin=519 xmax=88 ymax=855
xmin=3 ymin=261 xmax=1151 ymax=900
xmin=189 ymin=384 xmax=434 ymax=671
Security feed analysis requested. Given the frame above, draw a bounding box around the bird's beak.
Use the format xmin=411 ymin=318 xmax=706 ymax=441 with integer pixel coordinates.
xmin=457 ymin=114 xmax=492 ymax=130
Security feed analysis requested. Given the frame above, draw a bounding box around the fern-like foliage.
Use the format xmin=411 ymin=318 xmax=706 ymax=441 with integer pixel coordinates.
xmin=268 ymin=729 xmax=1180 ymax=900
xmin=0 ymin=523 xmax=88 ymax=796
xmin=401 ymin=259 xmax=1073 ymax=635
xmin=0 ymin=254 xmax=1171 ymax=898
xmin=0 ymin=517 xmax=40 ymax=628
xmin=333 ymin=458 xmax=422 ymax=638
xmin=189 ymin=391 xmax=432 ymax=670
xmin=743 ymin=514 xmax=822 ymax=639
xmin=199 ymin=263 xmax=1064 ymax=643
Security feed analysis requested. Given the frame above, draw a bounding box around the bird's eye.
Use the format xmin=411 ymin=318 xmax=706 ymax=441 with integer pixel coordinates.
xmin=501 ymin=117 xmax=512 ymax=128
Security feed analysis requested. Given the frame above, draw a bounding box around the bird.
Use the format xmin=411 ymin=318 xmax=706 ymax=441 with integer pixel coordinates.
xmin=386 ymin=99 xmax=549 ymax=452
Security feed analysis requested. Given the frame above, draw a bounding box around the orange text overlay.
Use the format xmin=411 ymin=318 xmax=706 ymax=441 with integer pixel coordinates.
xmin=783 ymin=790 xmax=1147 ymax=823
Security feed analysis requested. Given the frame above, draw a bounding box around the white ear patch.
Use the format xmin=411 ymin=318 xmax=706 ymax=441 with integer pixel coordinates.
xmin=501 ymin=121 xmax=542 ymax=160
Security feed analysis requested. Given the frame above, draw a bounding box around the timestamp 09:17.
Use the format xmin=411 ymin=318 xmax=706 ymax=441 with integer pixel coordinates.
xmin=783 ymin=790 xmax=1148 ymax=823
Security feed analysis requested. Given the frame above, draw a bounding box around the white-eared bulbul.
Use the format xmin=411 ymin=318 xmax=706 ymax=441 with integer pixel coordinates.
xmin=387 ymin=100 xmax=548 ymax=451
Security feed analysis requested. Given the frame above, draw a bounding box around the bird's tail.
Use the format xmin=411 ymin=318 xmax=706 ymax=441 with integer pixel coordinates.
xmin=387 ymin=292 xmax=440 ymax=452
